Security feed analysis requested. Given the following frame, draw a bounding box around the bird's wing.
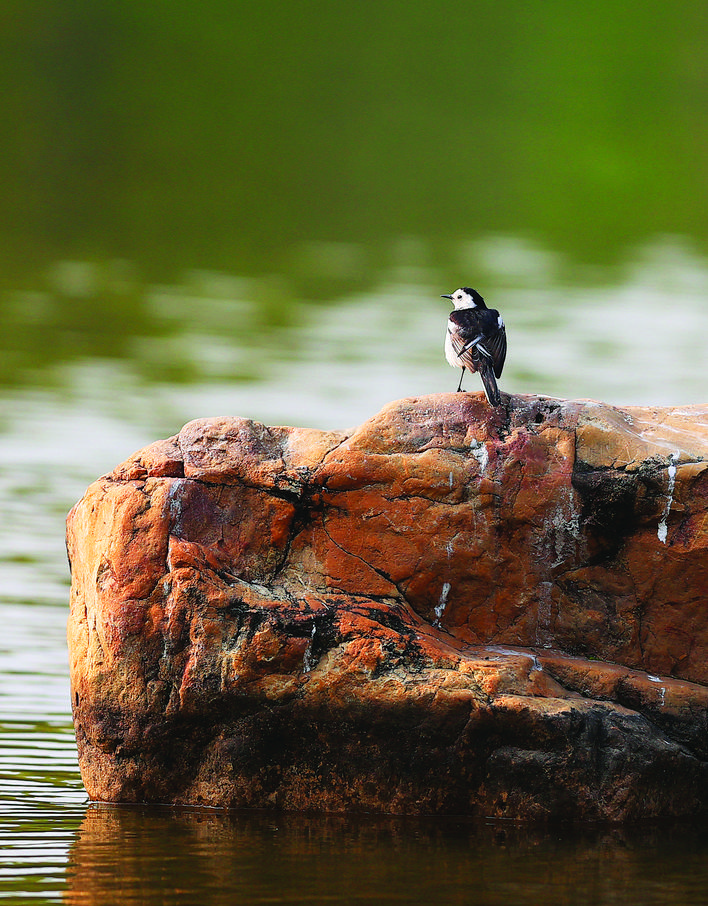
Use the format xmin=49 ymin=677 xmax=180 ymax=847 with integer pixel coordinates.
xmin=449 ymin=317 xmax=484 ymax=371
xmin=453 ymin=340 xmax=488 ymax=374
xmin=486 ymin=324 xmax=507 ymax=378
xmin=449 ymin=310 xmax=507 ymax=378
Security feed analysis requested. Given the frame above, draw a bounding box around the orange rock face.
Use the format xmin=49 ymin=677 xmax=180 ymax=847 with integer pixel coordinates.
xmin=66 ymin=394 xmax=708 ymax=821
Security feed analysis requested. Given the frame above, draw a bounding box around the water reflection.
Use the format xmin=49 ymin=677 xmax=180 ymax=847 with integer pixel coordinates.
xmin=64 ymin=806 xmax=708 ymax=906
xmin=4 ymin=235 xmax=708 ymax=430
xmin=1 ymin=235 xmax=708 ymax=903
xmin=0 ymin=601 xmax=85 ymax=899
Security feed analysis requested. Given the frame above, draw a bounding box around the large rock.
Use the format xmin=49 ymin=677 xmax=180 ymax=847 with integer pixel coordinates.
xmin=66 ymin=394 xmax=708 ymax=821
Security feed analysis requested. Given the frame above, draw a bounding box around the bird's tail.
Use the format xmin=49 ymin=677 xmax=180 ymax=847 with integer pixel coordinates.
xmin=479 ymin=360 xmax=502 ymax=407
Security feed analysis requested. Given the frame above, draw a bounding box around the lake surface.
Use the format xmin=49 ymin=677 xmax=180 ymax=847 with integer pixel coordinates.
xmin=2 ymin=3 xmax=708 ymax=903
xmin=3 ymin=263 xmax=708 ymax=905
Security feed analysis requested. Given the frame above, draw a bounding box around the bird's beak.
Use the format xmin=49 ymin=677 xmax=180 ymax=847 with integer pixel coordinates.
xmin=441 ymin=294 xmax=453 ymax=301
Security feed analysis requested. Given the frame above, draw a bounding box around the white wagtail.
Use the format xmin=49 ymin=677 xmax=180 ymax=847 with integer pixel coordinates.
xmin=441 ymin=287 xmax=507 ymax=406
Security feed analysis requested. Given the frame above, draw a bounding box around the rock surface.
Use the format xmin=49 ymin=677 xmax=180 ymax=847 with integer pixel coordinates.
xmin=66 ymin=393 xmax=708 ymax=821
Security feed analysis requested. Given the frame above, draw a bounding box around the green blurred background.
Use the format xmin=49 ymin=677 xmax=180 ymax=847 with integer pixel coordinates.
xmin=1 ymin=0 xmax=707 ymax=405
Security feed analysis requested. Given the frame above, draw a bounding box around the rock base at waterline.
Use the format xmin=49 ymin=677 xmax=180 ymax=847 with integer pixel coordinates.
xmin=66 ymin=393 xmax=708 ymax=820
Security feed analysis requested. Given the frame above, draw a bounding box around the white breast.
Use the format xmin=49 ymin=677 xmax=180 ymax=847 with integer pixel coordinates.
xmin=444 ymin=323 xmax=460 ymax=368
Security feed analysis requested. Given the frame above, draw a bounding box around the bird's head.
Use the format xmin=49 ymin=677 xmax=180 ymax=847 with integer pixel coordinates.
xmin=441 ymin=287 xmax=487 ymax=310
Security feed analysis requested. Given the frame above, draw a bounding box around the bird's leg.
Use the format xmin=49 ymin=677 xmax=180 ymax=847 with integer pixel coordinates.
xmin=456 ymin=367 xmax=465 ymax=392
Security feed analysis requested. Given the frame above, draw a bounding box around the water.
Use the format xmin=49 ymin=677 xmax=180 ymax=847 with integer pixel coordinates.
xmin=59 ymin=810 xmax=708 ymax=905
xmin=3 ymin=263 xmax=708 ymax=905
xmin=3 ymin=3 xmax=708 ymax=902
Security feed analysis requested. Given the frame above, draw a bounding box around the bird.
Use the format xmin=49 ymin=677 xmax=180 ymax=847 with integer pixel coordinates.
xmin=441 ymin=287 xmax=507 ymax=406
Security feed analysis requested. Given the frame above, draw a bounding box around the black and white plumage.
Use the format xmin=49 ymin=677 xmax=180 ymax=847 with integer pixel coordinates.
xmin=441 ymin=287 xmax=507 ymax=406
